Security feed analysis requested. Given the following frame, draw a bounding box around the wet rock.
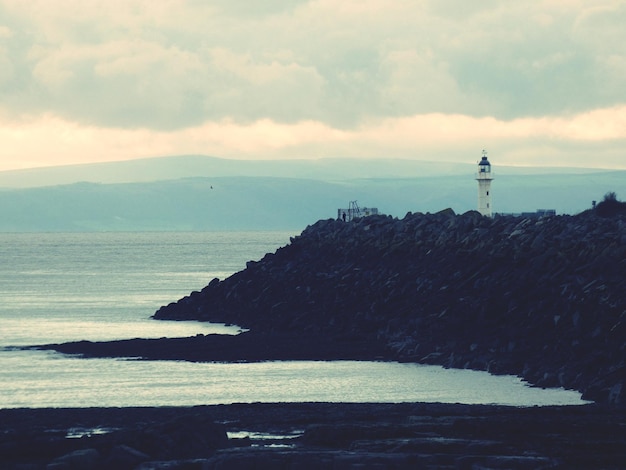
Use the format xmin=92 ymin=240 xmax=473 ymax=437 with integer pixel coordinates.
xmin=2 ymin=403 xmax=625 ymax=469
xmin=108 ymin=414 xmax=228 ymax=461
xmin=46 ymin=448 xmax=100 ymax=469
xmin=102 ymin=444 xmax=150 ymax=469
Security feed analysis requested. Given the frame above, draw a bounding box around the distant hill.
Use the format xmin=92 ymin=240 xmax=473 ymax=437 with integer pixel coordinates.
xmin=0 ymin=169 xmax=624 ymax=231
xmin=0 ymin=155 xmax=612 ymax=188
xmin=0 ymin=155 xmax=479 ymax=188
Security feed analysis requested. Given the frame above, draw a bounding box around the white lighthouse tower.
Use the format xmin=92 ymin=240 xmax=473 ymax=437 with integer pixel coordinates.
xmin=476 ymin=150 xmax=494 ymax=217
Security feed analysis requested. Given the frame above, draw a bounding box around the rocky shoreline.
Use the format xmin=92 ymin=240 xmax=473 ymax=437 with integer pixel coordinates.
xmin=2 ymin=402 xmax=625 ymax=469
xmin=152 ymin=208 xmax=626 ymax=405
xmin=38 ymin=207 xmax=625 ymax=405
xmin=33 ymin=330 xmax=391 ymax=362
xmin=10 ymin=203 xmax=626 ymax=468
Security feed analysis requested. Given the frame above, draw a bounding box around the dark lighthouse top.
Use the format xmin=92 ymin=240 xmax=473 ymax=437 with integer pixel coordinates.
xmin=478 ymin=156 xmax=491 ymax=172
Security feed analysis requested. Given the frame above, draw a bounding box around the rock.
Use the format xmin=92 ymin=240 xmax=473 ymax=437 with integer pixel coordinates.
xmin=44 ymin=210 xmax=626 ymax=406
xmin=46 ymin=448 xmax=100 ymax=469
xmin=1 ymin=403 xmax=626 ymax=469
xmin=103 ymin=444 xmax=150 ymax=469
xmin=109 ymin=414 xmax=228 ymax=460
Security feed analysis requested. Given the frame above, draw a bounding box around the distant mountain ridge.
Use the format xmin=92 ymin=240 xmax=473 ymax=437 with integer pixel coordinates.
xmin=0 ymin=155 xmax=472 ymax=188
xmin=0 ymin=155 xmax=613 ymax=188
xmin=0 ymin=156 xmax=624 ymax=231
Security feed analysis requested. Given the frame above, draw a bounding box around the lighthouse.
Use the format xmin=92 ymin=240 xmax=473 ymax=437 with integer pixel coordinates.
xmin=476 ymin=150 xmax=494 ymax=217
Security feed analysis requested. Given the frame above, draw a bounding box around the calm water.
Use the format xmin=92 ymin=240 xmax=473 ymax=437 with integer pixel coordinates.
xmin=0 ymin=232 xmax=588 ymax=409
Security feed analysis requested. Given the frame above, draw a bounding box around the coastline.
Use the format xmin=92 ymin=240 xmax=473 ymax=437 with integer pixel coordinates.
xmin=5 ymin=209 xmax=625 ymax=467
xmin=2 ymin=402 xmax=625 ymax=469
xmin=33 ymin=210 xmax=626 ymax=407
xmin=151 ymin=210 xmax=626 ymax=406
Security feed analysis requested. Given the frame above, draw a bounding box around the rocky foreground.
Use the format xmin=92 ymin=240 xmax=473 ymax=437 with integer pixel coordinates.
xmin=2 ymin=403 xmax=625 ymax=469
xmin=41 ymin=207 xmax=625 ymax=404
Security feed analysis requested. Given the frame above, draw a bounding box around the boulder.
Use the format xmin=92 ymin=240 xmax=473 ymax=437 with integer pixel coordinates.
xmin=46 ymin=448 xmax=100 ymax=469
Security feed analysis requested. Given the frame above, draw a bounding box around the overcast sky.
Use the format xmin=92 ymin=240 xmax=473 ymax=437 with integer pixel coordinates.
xmin=1 ymin=0 xmax=625 ymax=171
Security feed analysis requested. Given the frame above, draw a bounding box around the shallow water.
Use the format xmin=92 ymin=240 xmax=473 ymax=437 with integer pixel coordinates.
xmin=0 ymin=351 xmax=588 ymax=409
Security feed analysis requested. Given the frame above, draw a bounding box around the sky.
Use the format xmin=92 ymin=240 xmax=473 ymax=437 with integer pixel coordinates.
xmin=1 ymin=0 xmax=625 ymax=171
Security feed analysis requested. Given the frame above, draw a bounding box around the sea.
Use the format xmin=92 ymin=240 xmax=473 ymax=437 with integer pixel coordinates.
xmin=0 ymin=231 xmax=589 ymax=409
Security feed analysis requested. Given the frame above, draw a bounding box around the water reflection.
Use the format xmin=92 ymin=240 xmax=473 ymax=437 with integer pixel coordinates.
xmin=0 ymin=351 xmax=589 ymax=409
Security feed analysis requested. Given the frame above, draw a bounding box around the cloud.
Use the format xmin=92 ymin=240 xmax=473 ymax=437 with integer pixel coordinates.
xmin=1 ymin=106 xmax=624 ymax=171
xmin=2 ymin=1 xmax=625 ymax=125
xmin=0 ymin=0 xmax=625 ymax=170
xmin=24 ymin=39 xmax=210 ymax=128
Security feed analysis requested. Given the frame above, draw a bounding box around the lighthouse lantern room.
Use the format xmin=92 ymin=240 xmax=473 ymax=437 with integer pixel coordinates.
xmin=476 ymin=150 xmax=494 ymax=217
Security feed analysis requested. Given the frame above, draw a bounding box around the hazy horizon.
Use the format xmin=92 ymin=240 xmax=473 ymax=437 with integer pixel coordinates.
xmin=0 ymin=155 xmax=622 ymax=232
xmin=1 ymin=154 xmax=621 ymax=188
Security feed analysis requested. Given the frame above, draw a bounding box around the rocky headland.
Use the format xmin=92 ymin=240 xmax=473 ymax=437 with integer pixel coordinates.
xmin=45 ymin=204 xmax=626 ymax=405
xmin=152 ymin=207 xmax=625 ymax=405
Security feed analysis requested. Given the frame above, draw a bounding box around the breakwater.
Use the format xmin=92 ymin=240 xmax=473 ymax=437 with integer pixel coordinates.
xmin=156 ymin=209 xmax=625 ymax=405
